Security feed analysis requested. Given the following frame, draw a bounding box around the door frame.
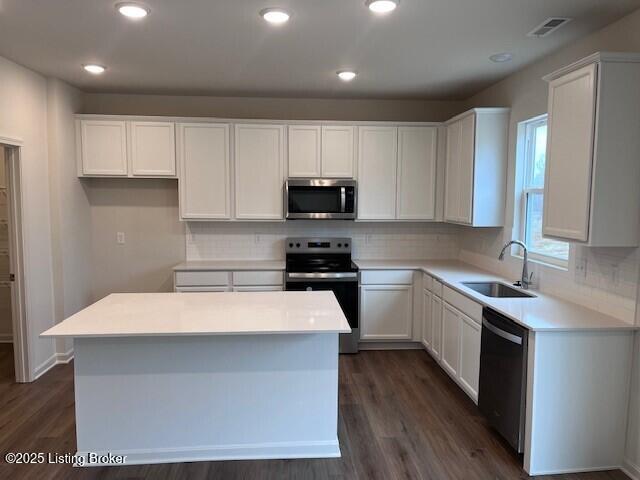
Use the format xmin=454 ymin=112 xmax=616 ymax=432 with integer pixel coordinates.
xmin=1 ymin=137 xmax=30 ymax=382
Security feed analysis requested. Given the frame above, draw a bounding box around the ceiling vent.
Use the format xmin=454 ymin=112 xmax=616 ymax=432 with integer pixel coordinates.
xmin=527 ymin=17 xmax=572 ymax=37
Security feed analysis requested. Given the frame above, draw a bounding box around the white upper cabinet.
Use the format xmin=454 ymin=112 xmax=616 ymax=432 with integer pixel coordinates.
xmin=287 ymin=125 xmax=355 ymax=178
xmin=444 ymin=108 xmax=509 ymax=227
xmin=79 ymin=120 xmax=128 ymax=176
xmin=543 ymin=52 xmax=640 ymax=246
xmin=129 ymin=121 xmax=176 ymax=177
xmin=234 ymin=124 xmax=285 ymax=220
xmin=288 ymin=125 xmax=321 ymax=177
xmin=321 ymin=126 xmax=355 ymax=178
xmin=78 ymin=118 xmax=176 ymax=178
xmin=177 ymin=123 xmax=231 ymax=220
xmin=397 ymin=126 xmax=437 ymax=220
xmin=357 ymin=126 xmax=398 ymax=220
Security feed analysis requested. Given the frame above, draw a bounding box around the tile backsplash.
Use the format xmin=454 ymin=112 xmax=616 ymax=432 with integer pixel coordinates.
xmin=186 ymin=221 xmax=462 ymax=261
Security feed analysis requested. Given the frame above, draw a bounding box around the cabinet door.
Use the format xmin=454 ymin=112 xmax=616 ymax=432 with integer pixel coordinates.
xmin=441 ymin=302 xmax=461 ymax=378
xmin=397 ymin=126 xmax=437 ymax=220
xmin=322 ymin=126 xmax=355 ymax=178
xmin=178 ymin=123 xmax=231 ymax=220
xmin=457 ymin=114 xmax=475 ymax=224
xmin=361 ymin=285 xmax=412 ymax=340
xmin=175 ymin=286 xmax=231 ymax=292
xmin=459 ymin=313 xmax=481 ymax=402
xmin=80 ymin=120 xmax=128 ymax=176
xmin=234 ymin=124 xmax=285 ymax=220
xmin=288 ymin=125 xmax=321 ymax=177
xmin=421 ymin=289 xmax=432 ymax=348
xmin=431 ymin=295 xmax=442 ymax=359
xmin=543 ymin=63 xmax=597 ymax=242
xmin=444 ymin=121 xmax=460 ymax=222
xmin=357 ymin=126 xmax=398 ymax=220
xmin=130 ymin=121 xmax=176 ymax=176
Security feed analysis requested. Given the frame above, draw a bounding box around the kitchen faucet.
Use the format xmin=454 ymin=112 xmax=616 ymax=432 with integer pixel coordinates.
xmin=498 ymin=240 xmax=533 ymax=290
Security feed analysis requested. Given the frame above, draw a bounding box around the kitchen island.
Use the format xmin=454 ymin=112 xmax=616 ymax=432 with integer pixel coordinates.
xmin=41 ymin=291 xmax=350 ymax=466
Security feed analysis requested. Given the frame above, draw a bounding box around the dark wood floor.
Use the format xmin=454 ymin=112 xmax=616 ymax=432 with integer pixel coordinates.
xmin=0 ymin=343 xmax=630 ymax=480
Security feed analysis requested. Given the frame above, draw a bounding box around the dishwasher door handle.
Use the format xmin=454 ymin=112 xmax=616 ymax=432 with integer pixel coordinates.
xmin=482 ymin=318 xmax=523 ymax=345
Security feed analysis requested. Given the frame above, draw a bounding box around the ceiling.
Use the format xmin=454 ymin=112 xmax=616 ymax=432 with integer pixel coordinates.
xmin=1 ymin=0 xmax=639 ymax=99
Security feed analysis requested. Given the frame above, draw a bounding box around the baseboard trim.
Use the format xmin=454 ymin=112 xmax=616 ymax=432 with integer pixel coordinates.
xmin=0 ymin=334 xmax=13 ymax=343
xmin=33 ymin=348 xmax=74 ymax=380
xmin=623 ymin=459 xmax=640 ymax=480
xmin=527 ymin=465 xmax=624 ymax=476
xmin=76 ymin=440 xmax=341 ymax=467
xmin=358 ymin=341 xmax=423 ymax=351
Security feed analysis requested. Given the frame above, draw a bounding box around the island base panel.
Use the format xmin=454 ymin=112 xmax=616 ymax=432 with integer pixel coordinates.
xmin=73 ymin=334 xmax=340 ymax=466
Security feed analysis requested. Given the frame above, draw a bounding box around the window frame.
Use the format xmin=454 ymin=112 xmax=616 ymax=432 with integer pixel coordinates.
xmin=516 ymin=114 xmax=569 ymax=269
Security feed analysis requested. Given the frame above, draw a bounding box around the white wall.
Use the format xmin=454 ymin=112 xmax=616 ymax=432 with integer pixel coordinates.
xmin=46 ymin=78 xmax=92 ymax=357
xmin=0 ymin=56 xmax=57 ymax=378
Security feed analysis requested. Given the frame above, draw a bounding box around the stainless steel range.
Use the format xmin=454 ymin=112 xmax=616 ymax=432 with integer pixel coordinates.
xmin=284 ymin=237 xmax=359 ymax=353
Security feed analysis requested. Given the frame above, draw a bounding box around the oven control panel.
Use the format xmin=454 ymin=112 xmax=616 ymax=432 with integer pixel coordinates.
xmin=285 ymin=237 xmax=351 ymax=254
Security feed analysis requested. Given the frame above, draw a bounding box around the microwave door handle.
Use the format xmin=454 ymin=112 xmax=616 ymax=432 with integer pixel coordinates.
xmin=340 ymin=187 xmax=346 ymax=212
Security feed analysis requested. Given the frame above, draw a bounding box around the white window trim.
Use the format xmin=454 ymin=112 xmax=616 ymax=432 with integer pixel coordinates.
xmin=514 ymin=114 xmax=569 ymax=270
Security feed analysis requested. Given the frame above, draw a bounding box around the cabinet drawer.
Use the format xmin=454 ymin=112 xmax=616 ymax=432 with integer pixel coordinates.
xmin=443 ymin=286 xmax=482 ymax=323
xmin=175 ymin=286 xmax=230 ymax=292
xmin=422 ymin=273 xmax=433 ymax=291
xmin=174 ymin=271 xmax=230 ymax=287
xmin=431 ymin=279 xmax=443 ymax=297
xmin=361 ymin=270 xmax=414 ymax=285
xmin=232 ymin=271 xmax=283 ymax=286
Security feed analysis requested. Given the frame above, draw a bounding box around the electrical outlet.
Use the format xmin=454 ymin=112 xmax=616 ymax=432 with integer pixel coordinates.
xmin=116 ymin=232 xmax=126 ymax=245
xmin=575 ymin=257 xmax=587 ymax=278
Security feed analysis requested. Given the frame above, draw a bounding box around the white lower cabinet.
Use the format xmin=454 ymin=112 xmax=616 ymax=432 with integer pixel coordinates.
xmin=430 ymin=295 xmax=442 ymax=359
xmin=232 ymin=286 xmax=283 ymax=292
xmin=175 ymin=286 xmax=230 ymax=292
xmin=421 ymin=289 xmax=432 ymax=348
xmin=360 ymin=285 xmax=413 ymax=340
xmin=441 ymin=302 xmax=461 ymax=378
xmin=459 ymin=313 xmax=481 ymax=402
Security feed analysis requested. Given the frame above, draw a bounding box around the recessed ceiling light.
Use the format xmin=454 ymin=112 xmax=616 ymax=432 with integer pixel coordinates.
xmin=337 ymin=70 xmax=357 ymax=82
xmin=366 ymin=0 xmax=399 ymax=14
xmin=116 ymin=2 xmax=149 ymax=19
xmin=83 ymin=64 xmax=106 ymax=75
xmin=260 ymin=8 xmax=291 ymax=24
xmin=489 ymin=53 xmax=514 ymax=63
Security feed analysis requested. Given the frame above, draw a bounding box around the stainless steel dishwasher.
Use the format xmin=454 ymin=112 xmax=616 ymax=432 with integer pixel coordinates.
xmin=478 ymin=307 xmax=528 ymax=453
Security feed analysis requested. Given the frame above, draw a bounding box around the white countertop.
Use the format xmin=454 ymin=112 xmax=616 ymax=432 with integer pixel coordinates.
xmin=41 ymin=291 xmax=351 ymax=338
xmin=173 ymin=260 xmax=285 ymax=271
xmin=355 ymin=259 xmax=636 ymax=332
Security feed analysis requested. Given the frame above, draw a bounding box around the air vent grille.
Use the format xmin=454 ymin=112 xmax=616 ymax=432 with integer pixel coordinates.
xmin=527 ymin=17 xmax=572 ymax=37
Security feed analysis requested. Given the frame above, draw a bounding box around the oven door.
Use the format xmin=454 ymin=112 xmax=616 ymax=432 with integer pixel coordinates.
xmin=286 ymin=179 xmax=356 ymax=219
xmin=285 ymin=273 xmax=359 ymax=352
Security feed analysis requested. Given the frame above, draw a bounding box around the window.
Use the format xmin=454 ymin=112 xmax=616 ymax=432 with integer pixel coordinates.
xmin=519 ymin=116 xmax=569 ymax=266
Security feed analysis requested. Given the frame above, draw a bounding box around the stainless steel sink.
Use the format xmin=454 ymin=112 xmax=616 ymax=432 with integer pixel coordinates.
xmin=462 ymin=282 xmax=536 ymax=298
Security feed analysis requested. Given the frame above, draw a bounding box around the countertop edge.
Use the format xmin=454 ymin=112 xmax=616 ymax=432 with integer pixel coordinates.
xmin=354 ymin=259 xmax=636 ymax=333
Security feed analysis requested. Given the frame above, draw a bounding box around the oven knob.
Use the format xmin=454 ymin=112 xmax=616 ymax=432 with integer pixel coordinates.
xmin=337 ymin=243 xmax=342 ymax=247
xmin=345 ymin=243 xmax=349 ymax=247
xmin=288 ymin=243 xmax=293 ymax=247
xmin=296 ymin=243 xmax=301 ymax=247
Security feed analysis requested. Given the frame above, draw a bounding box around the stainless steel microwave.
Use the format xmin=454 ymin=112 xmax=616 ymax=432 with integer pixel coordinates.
xmin=285 ymin=179 xmax=357 ymax=220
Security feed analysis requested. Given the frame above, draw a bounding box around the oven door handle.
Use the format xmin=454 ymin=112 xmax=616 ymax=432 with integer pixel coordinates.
xmin=340 ymin=187 xmax=346 ymax=213
xmin=286 ymin=272 xmax=358 ymax=280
